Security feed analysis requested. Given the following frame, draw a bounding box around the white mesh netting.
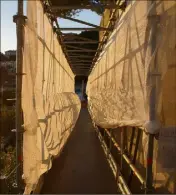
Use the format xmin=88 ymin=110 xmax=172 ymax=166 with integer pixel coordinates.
xmin=22 ymin=0 xmax=81 ymax=193
xmin=87 ymin=0 xmax=176 ymax=192
xmin=87 ymin=0 xmax=176 ymax=131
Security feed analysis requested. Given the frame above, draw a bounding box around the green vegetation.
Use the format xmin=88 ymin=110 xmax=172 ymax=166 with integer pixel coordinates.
xmin=0 ymin=105 xmax=15 ymax=138
xmin=0 ymin=105 xmax=16 ymax=193
xmin=0 ymin=146 xmax=16 ymax=193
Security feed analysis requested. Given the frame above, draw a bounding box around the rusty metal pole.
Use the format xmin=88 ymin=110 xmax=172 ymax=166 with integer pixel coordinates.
xmin=14 ymin=0 xmax=25 ymax=190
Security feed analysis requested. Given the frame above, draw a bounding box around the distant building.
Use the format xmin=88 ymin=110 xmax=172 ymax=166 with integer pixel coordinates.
xmin=5 ymin=50 xmax=16 ymax=61
xmin=5 ymin=50 xmax=16 ymax=57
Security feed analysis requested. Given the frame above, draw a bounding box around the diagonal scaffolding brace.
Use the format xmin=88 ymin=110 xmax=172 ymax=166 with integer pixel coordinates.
xmin=58 ymin=15 xmax=108 ymax=30
xmin=59 ymin=27 xmax=112 ymax=31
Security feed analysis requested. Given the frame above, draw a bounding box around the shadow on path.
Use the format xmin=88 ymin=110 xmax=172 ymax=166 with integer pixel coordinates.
xmin=41 ymin=108 xmax=118 ymax=194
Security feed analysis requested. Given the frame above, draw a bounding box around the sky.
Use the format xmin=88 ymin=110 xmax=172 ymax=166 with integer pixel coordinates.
xmin=1 ymin=0 xmax=101 ymax=53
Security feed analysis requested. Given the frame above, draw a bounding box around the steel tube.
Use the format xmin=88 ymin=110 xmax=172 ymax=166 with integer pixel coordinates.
xmin=60 ymin=27 xmax=111 ymax=31
xmin=15 ymin=0 xmax=24 ymax=190
xmin=129 ymin=127 xmax=135 ymax=154
xmin=145 ymin=1 xmax=158 ymax=193
xmin=69 ymin=56 xmax=94 ymax=58
xmin=64 ymin=41 xmax=99 ymax=44
xmin=104 ymin=128 xmax=145 ymax=185
xmin=58 ymin=15 xmax=105 ymax=29
xmin=96 ymin=126 xmax=131 ymax=194
xmin=67 ymin=50 xmax=96 ymax=52
xmin=128 ymin=128 xmax=141 ymax=186
xmin=119 ymin=175 xmax=131 ymax=195
xmin=50 ymin=4 xmax=118 ymax=10
xmin=118 ymin=182 xmax=126 ymax=194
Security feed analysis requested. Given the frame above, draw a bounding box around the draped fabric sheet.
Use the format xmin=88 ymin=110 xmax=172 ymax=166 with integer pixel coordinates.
xmin=87 ymin=0 xmax=176 ymax=131
xmin=22 ymin=1 xmax=81 ymax=193
xmin=87 ymin=0 xmax=176 ymax=193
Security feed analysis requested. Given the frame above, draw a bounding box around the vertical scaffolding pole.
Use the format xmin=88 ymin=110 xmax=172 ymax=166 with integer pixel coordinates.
xmin=128 ymin=127 xmax=141 ymax=186
xmin=14 ymin=0 xmax=25 ymax=190
xmin=145 ymin=0 xmax=158 ymax=193
xmin=81 ymin=79 xmax=84 ymax=100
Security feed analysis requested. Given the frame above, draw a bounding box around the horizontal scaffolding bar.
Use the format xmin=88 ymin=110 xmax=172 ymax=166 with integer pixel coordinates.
xmin=74 ymin=68 xmax=90 ymax=70
xmin=73 ymin=65 xmax=90 ymax=67
xmin=76 ymin=73 xmax=88 ymax=76
xmin=71 ymin=64 xmax=91 ymax=66
xmin=74 ymin=71 xmax=88 ymax=73
xmin=69 ymin=55 xmax=94 ymax=58
xmin=104 ymin=128 xmax=145 ymax=185
xmin=63 ymin=33 xmax=98 ymax=42
xmin=64 ymin=41 xmax=99 ymax=44
xmin=72 ymin=66 xmax=91 ymax=67
xmin=70 ymin=60 xmax=92 ymax=63
xmin=70 ymin=57 xmax=93 ymax=60
xmin=66 ymin=44 xmax=96 ymax=51
xmin=73 ymin=69 xmax=90 ymax=71
xmin=71 ymin=64 xmax=91 ymax=65
xmin=59 ymin=27 xmax=111 ymax=31
xmin=50 ymin=4 xmax=118 ymax=10
xmin=94 ymin=126 xmax=132 ymax=195
xmin=67 ymin=50 xmax=96 ymax=52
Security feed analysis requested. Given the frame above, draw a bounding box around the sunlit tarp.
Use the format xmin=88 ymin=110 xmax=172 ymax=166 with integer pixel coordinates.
xmin=87 ymin=0 xmax=176 ymax=193
xmin=87 ymin=0 xmax=176 ymax=131
xmin=22 ymin=0 xmax=81 ymax=193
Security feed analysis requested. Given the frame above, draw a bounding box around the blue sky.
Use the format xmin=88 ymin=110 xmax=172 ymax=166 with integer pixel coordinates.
xmin=1 ymin=1 xmax=101 ymax=53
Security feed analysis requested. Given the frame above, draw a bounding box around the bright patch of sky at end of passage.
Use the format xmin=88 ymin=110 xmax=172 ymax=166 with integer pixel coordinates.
xmin=1 ymin=0 xmax=101 ymax=53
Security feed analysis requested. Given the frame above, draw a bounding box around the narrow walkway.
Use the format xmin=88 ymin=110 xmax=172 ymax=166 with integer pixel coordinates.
xmin=41 ymin=108 xmax=118 ymax=194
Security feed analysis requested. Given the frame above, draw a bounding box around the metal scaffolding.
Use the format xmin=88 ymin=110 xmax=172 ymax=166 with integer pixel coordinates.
xmin=93 ymin=124 xmax=155 ymax=194
xmin=13 ymin=0 xmax=27 ymax=191
xmin=13 ymin=0 xmax=159 ymax=194
xmin=44 ymin=0 xmax=124 ymax=75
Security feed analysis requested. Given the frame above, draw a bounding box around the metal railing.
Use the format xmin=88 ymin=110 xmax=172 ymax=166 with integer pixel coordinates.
xmin=93 ymin=124 xmax=155 ymax=194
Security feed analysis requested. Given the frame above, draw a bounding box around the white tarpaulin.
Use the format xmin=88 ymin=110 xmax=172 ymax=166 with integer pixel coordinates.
xmin=22 ymin=0 xmax=81 ymax=193
xmin=87 ymin=0 xmax=176 ymax=131
xmin=87 ymin=0 xmax=176 ymax=192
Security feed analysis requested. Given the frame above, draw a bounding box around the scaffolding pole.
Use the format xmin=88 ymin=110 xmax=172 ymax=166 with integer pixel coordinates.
xmin=104 ymin=128 xmax=145 ymax=186
xmin=145 ymin=0 xmax=158 ymax=193
xmin=14 ymin=0 xmax=26 ymax=190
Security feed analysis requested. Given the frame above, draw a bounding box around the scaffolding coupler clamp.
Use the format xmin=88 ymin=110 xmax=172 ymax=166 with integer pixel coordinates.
xmin=16 ymin=72 xmax=26 ymax=76
xmin=13 ymin=14 xmax=27 ymax=24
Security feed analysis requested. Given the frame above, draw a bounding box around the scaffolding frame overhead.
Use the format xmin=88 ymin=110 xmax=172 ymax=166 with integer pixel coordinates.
xmin=43 ymin=0 xmax=122 ymax=75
